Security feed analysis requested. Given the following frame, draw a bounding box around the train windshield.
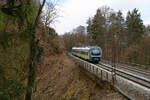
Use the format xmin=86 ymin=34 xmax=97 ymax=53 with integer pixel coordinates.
xmin=91 ymin=48 xmax=101 ymax=55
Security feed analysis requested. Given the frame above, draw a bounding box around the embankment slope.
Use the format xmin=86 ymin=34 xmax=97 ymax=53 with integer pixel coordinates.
xmin=32 ymin=36 xmax=127 ymax=100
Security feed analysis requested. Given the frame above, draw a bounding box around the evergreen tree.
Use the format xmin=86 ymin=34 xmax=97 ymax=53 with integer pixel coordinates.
xmin=87 ymin=17 xmax=93 ymax=43
xmin=126 ymin=8 xmax=144 ymax=45
xmin=108 ymin=10 xmax=125 ymax=45
xmin=90 ymin=8 xmax=106 ymax=46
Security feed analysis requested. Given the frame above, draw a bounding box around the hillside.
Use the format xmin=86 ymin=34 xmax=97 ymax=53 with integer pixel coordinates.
xmin=32 ymin=34 xmax=127 ymax=100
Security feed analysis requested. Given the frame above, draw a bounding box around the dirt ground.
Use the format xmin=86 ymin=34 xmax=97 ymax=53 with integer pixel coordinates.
xmin=32 ymin=51 xmax=127 ymax=100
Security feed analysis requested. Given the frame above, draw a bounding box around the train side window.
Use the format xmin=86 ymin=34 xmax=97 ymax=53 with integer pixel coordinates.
xmin=74 ymin=50 xmax=77 ymax=53
xmin=79 ymin=51 xmax=82 ymax=54
xmin=81 ymin=51 xmax=84 ymax=54
xmin=85 ymin=52 xmax=88 ymax=55
xmin=83 ymin=51 xmax=86 ymax=55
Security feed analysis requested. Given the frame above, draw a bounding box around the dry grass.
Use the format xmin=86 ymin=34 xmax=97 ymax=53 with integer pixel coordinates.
xmin=32 ymin=46 xmax=127 ymax=100
xmin=32 ymin=30 xmax=127 ymax=100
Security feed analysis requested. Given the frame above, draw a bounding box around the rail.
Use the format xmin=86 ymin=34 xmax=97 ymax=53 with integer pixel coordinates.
xmin=98 ymin=64 xmax=150 ymax=88
xmin=68 ymin=53 xmax=150 ymax=100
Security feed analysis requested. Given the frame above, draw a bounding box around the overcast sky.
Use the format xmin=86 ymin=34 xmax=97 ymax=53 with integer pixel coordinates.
xmin=53 ymin=0 xmax=150 ymax=35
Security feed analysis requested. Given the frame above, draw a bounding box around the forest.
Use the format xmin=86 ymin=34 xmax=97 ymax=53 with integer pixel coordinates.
xmin=63 ymin=6 xmax=150 ymax=69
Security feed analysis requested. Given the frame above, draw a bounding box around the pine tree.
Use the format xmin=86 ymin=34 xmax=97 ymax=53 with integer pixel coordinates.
xmin=108 ymin=10 xmax=125 ymax=45
xmin=87 ymin=18 xmax=93 ymax=44
xmin=90 ymin=8 xmax=106 ymax=46
xmin=126 ymin=8 xmax=144 ymax=45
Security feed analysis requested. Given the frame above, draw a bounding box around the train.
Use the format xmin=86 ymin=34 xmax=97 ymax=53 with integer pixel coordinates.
xmin=72 ymin=46 xmax=102 ymax=63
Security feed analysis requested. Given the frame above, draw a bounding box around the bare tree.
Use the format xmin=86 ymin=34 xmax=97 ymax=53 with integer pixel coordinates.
xmin=25 ymin=0 xmax=46 ymax=100
xmin=63 ymin=25 xmax=89 ymax=51
xmin=41 ymin=0 xmax=59 ymax=41
xmin=41 ymin=0 xmax=59 ymax=29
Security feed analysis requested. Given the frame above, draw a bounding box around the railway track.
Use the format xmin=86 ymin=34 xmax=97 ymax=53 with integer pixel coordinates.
xmin=101 ymin=60 xmax=150 ymax=76
xmin=69 ymin=53 xmax=150 ymax=100
xmin=98 ymin=62 xmax=150 ymax=88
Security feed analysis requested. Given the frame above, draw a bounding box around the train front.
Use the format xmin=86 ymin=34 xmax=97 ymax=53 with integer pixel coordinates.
xmin=89 ymin=47 xmax=102 ymax=63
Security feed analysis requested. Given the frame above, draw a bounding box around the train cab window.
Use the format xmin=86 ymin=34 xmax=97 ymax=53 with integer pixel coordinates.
xmin=91 ymin=48 xmax=100 ymax=55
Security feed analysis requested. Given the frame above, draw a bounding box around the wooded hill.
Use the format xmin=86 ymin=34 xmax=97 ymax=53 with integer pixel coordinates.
xmin=0 ymin=0 xmax=52 ymax=100
xmin=63 ymin=6 xmax=150 ymax=69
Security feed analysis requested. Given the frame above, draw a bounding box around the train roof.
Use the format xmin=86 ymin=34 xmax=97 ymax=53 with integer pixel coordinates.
xmin=72 ymin=46 xmax=101 ymax=50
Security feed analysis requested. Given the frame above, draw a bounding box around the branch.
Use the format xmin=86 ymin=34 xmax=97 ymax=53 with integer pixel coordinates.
xmin=33 ymin=0 xmax=46 ymax=28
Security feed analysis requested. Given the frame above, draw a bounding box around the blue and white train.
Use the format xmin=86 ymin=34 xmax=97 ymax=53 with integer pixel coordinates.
xmin=72 ymin=46 xmax=102 ymax=63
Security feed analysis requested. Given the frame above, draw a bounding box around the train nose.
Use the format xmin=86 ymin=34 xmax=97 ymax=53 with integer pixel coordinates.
xmin=92 ymin=57 xmax=101 ymax=61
